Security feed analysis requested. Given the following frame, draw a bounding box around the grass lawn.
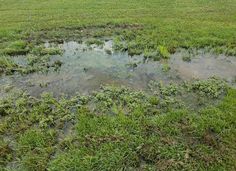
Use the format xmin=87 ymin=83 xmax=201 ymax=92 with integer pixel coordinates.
xmin=0 ymin=0 xmax=236 ymax=170
xmin=0 ymin=0 xmax=236 ymax=53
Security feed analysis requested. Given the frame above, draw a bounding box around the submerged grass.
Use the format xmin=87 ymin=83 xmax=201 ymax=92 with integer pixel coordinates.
xmin=0 ymin=54 xmax=63 ymax=76
xmin=0 ymin=78 xmax=235 ymax=170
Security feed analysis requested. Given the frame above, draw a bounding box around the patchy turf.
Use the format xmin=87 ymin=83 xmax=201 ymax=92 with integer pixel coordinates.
xmin=0 ymin=78 xmax=235 ymax=170
xmin=0 ymin=0 xmax=236 ymax=56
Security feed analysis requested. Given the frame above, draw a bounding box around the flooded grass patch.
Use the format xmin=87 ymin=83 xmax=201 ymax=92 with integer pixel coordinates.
xmin=0 ymin=79 xmax=235 ymax=170
xmin=170 ymin=50 xmax=236 ymax=84
xmin=0 ymin=56 xmax=19 ymax=75
xmin=0 ymin=40 xmax=236 ymax=97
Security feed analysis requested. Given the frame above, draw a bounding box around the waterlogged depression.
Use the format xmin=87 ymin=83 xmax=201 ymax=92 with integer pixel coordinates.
xmin=0 ymin=40 xmax=236 ymax=97
xmin=171 ymin=51 xmax=236 ymax=82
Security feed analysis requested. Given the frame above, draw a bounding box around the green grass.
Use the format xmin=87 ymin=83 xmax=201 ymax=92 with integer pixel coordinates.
xmin=0 ymin=54 xmax=63 ymax=76
xmin=0 ymin=79 xmax=235 ymax=170
xmin=2 ymin=40 xmax=29 ymax=55
xmin=85 ymin=38 xmax=105 ymax=46
xmin=0 ymin=56 xmax=18 ymax=75
xmin=0 ymin=0 xmax=236 ymax=55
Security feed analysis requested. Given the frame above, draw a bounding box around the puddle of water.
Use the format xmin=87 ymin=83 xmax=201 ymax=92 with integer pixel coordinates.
xmin=0 ymin=41 xmax=235 ymax=97
xmin=171 ymin=51 xmax=236 ymax=83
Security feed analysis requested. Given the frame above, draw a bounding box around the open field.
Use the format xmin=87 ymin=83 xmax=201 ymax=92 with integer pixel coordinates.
xmin=1 ymin=0 xmax=236 ymax=53
xmin=0 ymin=0 xmax=236 ymax=170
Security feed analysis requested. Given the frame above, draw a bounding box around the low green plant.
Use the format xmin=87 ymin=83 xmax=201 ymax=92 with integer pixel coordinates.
xmin=18 ymin=129 xmax=55 ymax=151
xmin=190 ymin=77 xmax=226 ymax=98
xmin=17 ymin=129 xmax=56 ymax=171
xmin=162 ymin=63 xmax=170 ymax=72
xmin=113 ymin=37 xmax=128 ymax=52
xmin=85 ymin=38 xmax=104 ymax=46
xmin=31 ymin=46 xmax=62 ymax=56
xmin=182 ymin=54 xmax=191 ymax=62
xmin=159 ymin=46 xmax=170 ymax=59
xmin=144 ymin=50 xmax=160 ymax=61
xmin=0 ymin=56 xmax=18 ymax=75
xmin=3 ymin=40 xmax=29 ymax=55
xmin=0 ymin=139 xmax=14 ymax=167
xmin=159 ymin=83 xmax=180 ymax=96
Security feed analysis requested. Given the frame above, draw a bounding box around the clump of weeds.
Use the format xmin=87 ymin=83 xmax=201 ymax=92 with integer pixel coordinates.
xmin=2 ymin=40 xmax=29 ymax=56
xmin=189 ymin=77 xmax=227 ymax=98
xmin=24 ymin=54 xmax=63 ymax=74
xmin=162 ymin=63 xmax=171 ymax=72
xmin=182 ymin=53 xmax=192 ymax=62
xmin=0 ymin=53 xmax=63 ymax=76
xmin=113 ymin=37 xmax=128 ymax=52
xmin=31 ymin=45 xmax=62 ymax=56
xmin=144 ymin=50 xmax=160 ymax=61
xmin=85 ymin=38 xmax=104 ymax=47
xmin=0 ymin=139 xmax=14 ymax=167
xmin=182 ymin=48 xmax=199 ymax=62
xmin=159 ymin=45 xmax=170 ymax=59
xmin=0 ymin=56 xmax=20 ymax=75
xmin=212 ymin=46 xmax=236 ymax=56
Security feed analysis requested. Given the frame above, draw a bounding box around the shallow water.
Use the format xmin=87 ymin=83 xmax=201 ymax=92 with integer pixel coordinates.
xmin=171 ymin=51 xmax=236 ymax=83
xmin=0 ymin=41 xmax=236 ymax=97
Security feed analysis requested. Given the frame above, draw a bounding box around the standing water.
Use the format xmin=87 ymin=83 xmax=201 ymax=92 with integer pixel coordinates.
xmin=0 ymin=41 xmax=236 ymax=97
